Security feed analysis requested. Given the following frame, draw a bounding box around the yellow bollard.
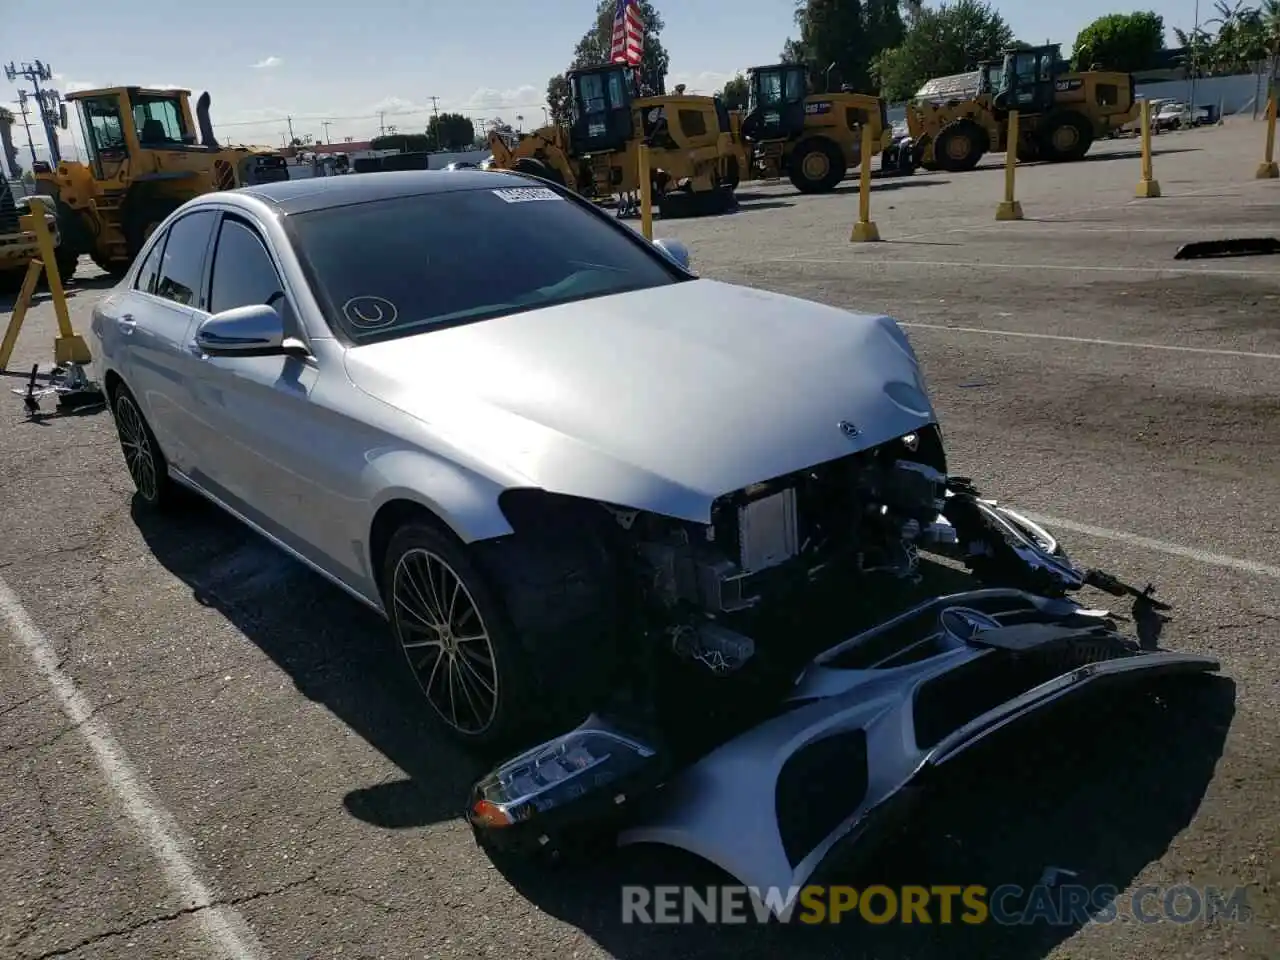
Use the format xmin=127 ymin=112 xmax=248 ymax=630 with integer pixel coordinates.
xmin=995 ymin=110 xmax=1024 ymax=221
xmin=1135 ymin=99 xmax=1162 ymax=198
xmin=638 ymin=143 xmax=654 ymax=241
xmin=25 ymin=198 xmax=91 ymax=365
xmin=849 ymin=122 xmax=880 ymax=242
xmin=1256 ymin=90 xmax=1278 ymax=179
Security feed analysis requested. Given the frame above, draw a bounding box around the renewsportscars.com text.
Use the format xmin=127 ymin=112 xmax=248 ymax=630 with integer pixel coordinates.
xmin=621 ymin=884 xmax=1251 ymax=926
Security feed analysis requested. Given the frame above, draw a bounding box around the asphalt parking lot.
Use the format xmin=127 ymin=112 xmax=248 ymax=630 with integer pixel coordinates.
xmin=2 ymin=122 xmax=1278 ymax=959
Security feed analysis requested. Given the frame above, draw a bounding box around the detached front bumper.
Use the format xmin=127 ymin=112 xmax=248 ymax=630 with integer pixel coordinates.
xmin=615 ymin=589 xmax=1218 ymax=916
xmin=468 ymin=501 xmax=1220 ymax=907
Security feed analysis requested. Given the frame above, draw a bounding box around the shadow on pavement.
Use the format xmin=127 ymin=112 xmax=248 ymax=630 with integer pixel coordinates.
xmin=129 ymin=495 xmax=1234 ymax=960
xmin=131 ymin=495 xmax=487 ymax=832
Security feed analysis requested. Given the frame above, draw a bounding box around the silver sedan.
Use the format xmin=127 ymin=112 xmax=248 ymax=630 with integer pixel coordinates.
xmin=88 ymin=169 xmax=1103 ymax=757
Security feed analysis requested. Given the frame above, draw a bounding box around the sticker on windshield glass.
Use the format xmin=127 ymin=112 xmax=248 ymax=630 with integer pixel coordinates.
xmin=492 ymin=186 xmax=562 ymax=203
xmin=343 ymin=296 xmax=398 ymax=330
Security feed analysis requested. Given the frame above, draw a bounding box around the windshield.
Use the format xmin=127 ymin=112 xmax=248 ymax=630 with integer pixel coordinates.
xmin=289 ymin=184 xmax=685 ymax=344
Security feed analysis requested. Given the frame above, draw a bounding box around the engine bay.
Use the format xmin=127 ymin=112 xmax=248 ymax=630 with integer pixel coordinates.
xmin=606 ymin=427 xmax=959 ymax=679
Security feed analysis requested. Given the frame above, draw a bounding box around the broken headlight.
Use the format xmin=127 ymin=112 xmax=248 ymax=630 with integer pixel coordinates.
xmin=467 ymin=714 xmax=667 ymax=856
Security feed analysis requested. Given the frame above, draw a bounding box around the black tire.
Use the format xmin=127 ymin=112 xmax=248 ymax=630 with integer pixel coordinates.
xmin=658 ymin=187 xmax=734 ymax=219
xmin=383 ymin=507 xmax=619 ymax=755
xmin=109 ymin=382 xmax=179 ymax=509
xmin=719 ymin=154 xmax=741 ymax=192
xmin=913 ymin=135 xmax=938 ymax=172
xmin=933 ymin=119 xmax=986 ymax=172
xmin=1016 ymin=138 xmax=1042 ymax=163
xmin=512 ymin=157 xmax=565 ymax=186
xmin=122 ymin=197 xmax=184 ymax=262
xmin=55 ymin=248 xmax=78 ymax=282
xmin=787 ymin=138 xmax=845 ymax=193
xmin=1039 ymin=112 xmax=1093 ymax=162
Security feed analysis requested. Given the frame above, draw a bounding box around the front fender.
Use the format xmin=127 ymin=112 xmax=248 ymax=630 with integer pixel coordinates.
xmin=363 ymin=449 xmax=514 ymax=545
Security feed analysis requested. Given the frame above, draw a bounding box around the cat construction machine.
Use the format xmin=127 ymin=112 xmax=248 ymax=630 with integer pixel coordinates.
xmin=905 ymin=44 xmax=1137 ymax=173
xmin=729 ymin=62 xmax=890 ymax=193
xmin=486 ymin=63 xmax=737 ymax=217
xmin=35 ymin=86 xmax=289 ymax=275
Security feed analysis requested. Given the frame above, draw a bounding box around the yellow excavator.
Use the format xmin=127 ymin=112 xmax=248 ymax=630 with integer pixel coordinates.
xmin=905 ymin=45 xmax=1137 ymax=172
xmin=35 ymin=86 xmax=288 ymax=275
xmin=486 ymin=63 xmax=737 ymax=217
xmin=729 ymin=63 xmax=890 ymax=193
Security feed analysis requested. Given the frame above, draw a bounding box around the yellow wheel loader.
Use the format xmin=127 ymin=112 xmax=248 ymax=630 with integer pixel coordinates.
xmin=905 ymin=45 xmax=1138 ymax=173
xmin=486 ymin=63 xmax=737 ymax=218
xmin=733 ymin=63 xmax=889 ymax=194
xmin=35 ymin=86 xmax=289 ymax=274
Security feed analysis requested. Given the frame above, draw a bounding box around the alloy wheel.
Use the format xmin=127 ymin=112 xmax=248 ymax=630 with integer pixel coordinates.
xmin=392 ymin=548 xmax=499 ymax=735
xmin=114 ymin=394 xmax=158 ymax=501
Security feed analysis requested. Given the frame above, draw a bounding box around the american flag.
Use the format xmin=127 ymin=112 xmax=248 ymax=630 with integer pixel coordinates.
xmin=610 ymin=0 xmax=644 ymax=67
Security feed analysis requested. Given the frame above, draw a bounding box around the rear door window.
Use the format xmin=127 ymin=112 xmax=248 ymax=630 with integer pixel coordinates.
xmin=154 ymin=210 xmax=217 ymax=308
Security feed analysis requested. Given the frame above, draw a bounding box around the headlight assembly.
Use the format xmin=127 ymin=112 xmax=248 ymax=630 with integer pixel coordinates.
xmin=467 ymin=714 xmax=667 ymax=859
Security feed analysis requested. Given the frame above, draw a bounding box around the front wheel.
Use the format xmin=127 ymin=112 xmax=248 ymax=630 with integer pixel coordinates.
xmin=787 ymin=139 xmax=845 ymax=193
xmin=384 ymin=523 xmax=536 ymax=753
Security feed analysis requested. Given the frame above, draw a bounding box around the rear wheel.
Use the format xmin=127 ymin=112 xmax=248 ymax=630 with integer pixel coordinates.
xmin=109 ymin=382 xmax=179 ymax=509
xmin=933 ymin=119 xmax=986 ymax=172
xmin=787 ymin=139 xmax=845 ymax=193
xmin=1039 ymin=113 xmax=1093 ymax=162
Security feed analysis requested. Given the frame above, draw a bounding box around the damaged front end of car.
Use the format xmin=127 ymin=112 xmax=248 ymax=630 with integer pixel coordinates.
xmin=465 ymin=427 xmax=1220 ymax=899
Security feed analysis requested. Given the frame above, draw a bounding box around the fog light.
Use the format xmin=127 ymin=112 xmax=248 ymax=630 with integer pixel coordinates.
xmin=467 ymin=714 xmax=665 ymax=857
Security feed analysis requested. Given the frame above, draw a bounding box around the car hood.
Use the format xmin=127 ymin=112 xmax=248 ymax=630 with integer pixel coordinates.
xmin=343 ymin=279 xmax=937 ymax=524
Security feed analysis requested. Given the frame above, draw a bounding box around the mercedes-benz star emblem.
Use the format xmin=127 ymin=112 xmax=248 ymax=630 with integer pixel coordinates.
xmin=939 ymin=606 xmax=1002 ymax=642
xmin=838 ymin=420 xmax=860 ymax=438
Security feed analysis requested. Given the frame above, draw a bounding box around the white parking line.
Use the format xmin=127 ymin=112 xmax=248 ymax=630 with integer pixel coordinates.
xmin=765 ymin=258 xmax=1280 ymax=278
xmin=901 ymin=322 xmax=1280 ymax=360
xmin=1020 ymin=512 xmax=1280 ymax=580
xmin=0 ymin=574 xmax=267 ymax=960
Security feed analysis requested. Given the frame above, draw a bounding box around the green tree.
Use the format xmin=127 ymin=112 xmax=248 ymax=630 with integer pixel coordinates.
xmin=782 ymin=0 xmax=905 ymax=92
xmin=427 ymin=112 xmax=477 ymax=150
xmin=717 ymin=73 xmax=749 ymax=109
xmin=870 ymin=0 xmax=1014 ymax=101
xmin=570 ymin=0 xmax=671 ymax=93
xmin=1071 ymin=11 xmax=1165 ymax=71
xmin=371 ymin=133 xmax=431 ymax=152
xmin=546 ymin=73 xmax=572 ymax=124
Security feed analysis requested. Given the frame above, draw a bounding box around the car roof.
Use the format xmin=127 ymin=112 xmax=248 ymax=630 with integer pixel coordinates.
xmin=232 ymin=169 xmax=544 ymax=215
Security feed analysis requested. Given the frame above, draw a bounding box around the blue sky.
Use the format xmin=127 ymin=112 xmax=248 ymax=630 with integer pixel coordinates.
xmin=5 ymin=0 xmax=1204 ymax=154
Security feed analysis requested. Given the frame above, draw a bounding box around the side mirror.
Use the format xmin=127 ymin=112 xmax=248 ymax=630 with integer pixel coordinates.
xmin=654 ymin=237 xmax=692 ymax=272
xmin=196 ymin=304 xmax=306 ymax=357
xmin=58 ymin=103 xmax=68 ymax=129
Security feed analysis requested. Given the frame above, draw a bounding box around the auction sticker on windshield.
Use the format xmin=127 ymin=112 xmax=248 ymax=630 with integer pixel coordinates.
xmin=492 ymin=187 xmax=562 ymax=203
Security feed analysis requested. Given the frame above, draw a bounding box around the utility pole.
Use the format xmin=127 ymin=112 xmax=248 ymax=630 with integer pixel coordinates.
xmin=14 ymin=92 xmax=38 ymax=168
xmin=5 ymin=59 xmax=61 ymax=165
xmin=286 ymin=115 xmax=296 ymax=145
xmin=379 ymin=111 xmax=386 ymax=136
xmin=428 ymin=96 xmax=441 ymax=149
xmin=322 ymin=120 xmax=331 ymax=144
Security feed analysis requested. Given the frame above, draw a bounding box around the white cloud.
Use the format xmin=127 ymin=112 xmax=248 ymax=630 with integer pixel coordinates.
xmin=252 ymin=56 xmax=283 ymax=70
xmin=667 ymin=70 xmax=738 ymax=95
xmin=462 ymin=85 xmax=544 ymax=113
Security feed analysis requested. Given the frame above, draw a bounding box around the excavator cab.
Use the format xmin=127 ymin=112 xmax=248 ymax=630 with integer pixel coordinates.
xmin=568 ymin=64 xmax=635 ymax=154
xmin=995 ymin=44 xmax=1062 ymax=115
xmin=743 ymin=64 xmax=808 ymax=141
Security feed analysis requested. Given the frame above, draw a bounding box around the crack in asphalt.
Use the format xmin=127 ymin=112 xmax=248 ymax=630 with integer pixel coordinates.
xmin=0 ymin=695 xmax=127 ymax=757
xmin=20 ymin=875 xmax=316 ymax=960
